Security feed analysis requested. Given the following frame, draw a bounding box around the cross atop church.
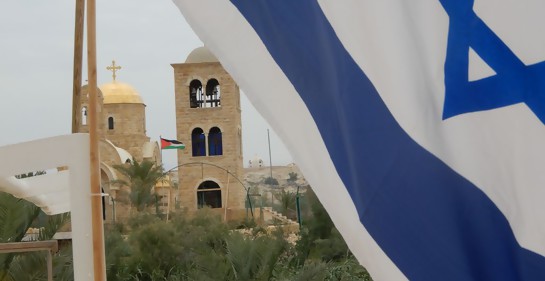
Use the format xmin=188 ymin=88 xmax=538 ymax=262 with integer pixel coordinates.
xmin=106 ymin=60 xmax=122 ymax=82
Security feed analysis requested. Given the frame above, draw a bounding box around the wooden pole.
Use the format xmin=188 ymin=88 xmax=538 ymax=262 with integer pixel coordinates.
xmin=224 ymin=170 xmax=230 ymax=222
xmin=166 ymin=187 xmax=170 ymax=222
xmin=47 ymin=250 xmax=53 ymax=281
xmin=86 ymin=0 xmax=107 ymax=279
xmin=71 ymin=0 xmax=85 ymax=133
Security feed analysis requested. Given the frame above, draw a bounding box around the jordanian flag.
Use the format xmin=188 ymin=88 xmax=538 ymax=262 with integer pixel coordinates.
xmin=160 ymin=137 xmax=185 ymax=150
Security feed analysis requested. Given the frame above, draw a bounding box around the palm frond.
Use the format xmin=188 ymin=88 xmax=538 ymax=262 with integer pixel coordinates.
xmin=37 ymin=213 xmax=70 ymax=241
xmin=0 ymin=192 xmax=41 ymax=278
xmin=113 ymin=159 xmax=166 ymax=212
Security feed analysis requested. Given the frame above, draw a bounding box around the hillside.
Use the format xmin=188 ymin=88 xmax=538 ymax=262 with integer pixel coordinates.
xmin=243 ymin=164 xmax=308 ymax=195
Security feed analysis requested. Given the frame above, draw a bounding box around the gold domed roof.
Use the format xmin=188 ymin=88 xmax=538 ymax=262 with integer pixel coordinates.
xmin=99 ymin=81 xmax=144 ymax=104
xmin=185 ymin=46 xmax=218 ymax=63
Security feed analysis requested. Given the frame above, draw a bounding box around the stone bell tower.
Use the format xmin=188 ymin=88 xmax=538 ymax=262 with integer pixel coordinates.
xmin=172 ymin=47 xmax=245 ymax=219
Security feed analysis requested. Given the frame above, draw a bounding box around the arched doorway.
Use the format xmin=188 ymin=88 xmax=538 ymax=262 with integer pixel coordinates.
xmin=100 ymin=164 xmax=117 ymax=223
xmin=197 ymin=180 xmax=222 ymax=208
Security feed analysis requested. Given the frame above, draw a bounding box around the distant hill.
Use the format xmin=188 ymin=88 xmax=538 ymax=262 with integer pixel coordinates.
xmin=243 ymin=164 xmax=308 ymax=196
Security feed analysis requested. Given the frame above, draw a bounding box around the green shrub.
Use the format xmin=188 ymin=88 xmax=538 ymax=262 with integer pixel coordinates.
xmin=288 ymin=172 xmax=298 ymax=182
xmin=264 ymin=177 xmax=279 ymax=185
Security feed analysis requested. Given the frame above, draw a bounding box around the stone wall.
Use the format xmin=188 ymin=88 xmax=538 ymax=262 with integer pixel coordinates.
xmin=104 ymin=103 xmax=150 ymax=161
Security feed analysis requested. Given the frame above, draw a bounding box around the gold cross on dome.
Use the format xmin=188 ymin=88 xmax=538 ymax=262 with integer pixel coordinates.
xmin=106 ymin=60 xmax=122 ymax=82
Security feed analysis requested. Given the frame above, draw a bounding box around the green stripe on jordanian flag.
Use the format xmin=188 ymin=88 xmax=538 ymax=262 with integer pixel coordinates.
xmin=161 ymin=137 xmax=185 ymax=150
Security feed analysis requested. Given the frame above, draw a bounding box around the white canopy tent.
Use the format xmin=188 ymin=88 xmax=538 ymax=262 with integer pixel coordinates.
xmin=0 ymin=133 xmax=97 ymax=280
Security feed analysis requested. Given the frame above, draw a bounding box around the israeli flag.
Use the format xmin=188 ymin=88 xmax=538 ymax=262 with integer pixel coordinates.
xmin=172 ymin=1 xmax=545 ymax=280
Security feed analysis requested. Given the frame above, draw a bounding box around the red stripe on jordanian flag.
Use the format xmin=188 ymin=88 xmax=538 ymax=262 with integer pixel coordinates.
xmin=160 ymin=137 xmax=185 ymax=150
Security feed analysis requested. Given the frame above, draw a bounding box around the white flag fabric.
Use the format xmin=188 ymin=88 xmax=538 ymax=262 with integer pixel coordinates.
xmin=172 ymin=1 xmax=545 ymax=280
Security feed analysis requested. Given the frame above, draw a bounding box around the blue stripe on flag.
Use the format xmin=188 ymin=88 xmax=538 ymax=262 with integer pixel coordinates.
xmin=230 ymin=1 xmax=545 ymax=280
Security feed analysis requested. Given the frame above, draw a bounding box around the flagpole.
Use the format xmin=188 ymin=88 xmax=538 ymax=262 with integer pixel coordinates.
xmin=160 ymin=135 xmax=163 ymax=167
xmin=86 ymin=0 xmax=107 ymax=279
xmin=159 ymin=136 xmax=167 ymax=221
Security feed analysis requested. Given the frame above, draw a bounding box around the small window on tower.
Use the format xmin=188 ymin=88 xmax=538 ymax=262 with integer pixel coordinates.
xmin=189 ymin=80 xmax=203 ymax=108
xmin=82 ymin=106 xmax=88 ymax=125
xmin=205 ymin=79 xmax=221 ymax=107
xmin=108 ymin=117 xmax=114 ymax=130
xmin=238 ymin=128 xmax=242 ymax=156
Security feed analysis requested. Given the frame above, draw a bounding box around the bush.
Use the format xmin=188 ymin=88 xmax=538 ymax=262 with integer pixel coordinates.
xmin=326 ymin=256 xmax=373 ymax=281
xmin=264 ymin=177 xmax=279 ymax=185
xmin=99 ymin=200 xmax=374 ymax=281
xmin=288 ymin=172 xmax=298 ymax=182
xmin=232 ymin=217 xmax=257 ymax=229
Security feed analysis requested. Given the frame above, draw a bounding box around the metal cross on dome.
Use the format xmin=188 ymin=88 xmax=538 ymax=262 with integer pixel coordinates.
xmin=440 ymin=0 xmax=545 ymax=124
xmin=106 ymin=60 xmax=122 ymax=82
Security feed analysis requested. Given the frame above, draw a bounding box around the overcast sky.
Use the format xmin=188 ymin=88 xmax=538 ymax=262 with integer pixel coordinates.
xmin=0 ymin=0 xmax=293 ymax=170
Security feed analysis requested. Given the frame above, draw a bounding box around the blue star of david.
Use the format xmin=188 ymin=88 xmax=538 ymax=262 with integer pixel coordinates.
xmin=440 ymin=0 xmax=545 ymax=124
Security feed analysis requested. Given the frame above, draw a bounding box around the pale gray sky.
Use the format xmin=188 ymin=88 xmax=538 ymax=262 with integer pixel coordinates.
xmin=0 ymin=0 xmax=293 ymax=170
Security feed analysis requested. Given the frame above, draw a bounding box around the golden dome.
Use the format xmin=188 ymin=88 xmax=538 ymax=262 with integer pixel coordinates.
xmin=99 ymin=81 xmax=144 ymax=104
xmin=185 ymin=46 xmax=218 ymax=63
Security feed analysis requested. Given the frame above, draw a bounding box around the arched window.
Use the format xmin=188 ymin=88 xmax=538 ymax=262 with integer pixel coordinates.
xmin=108 ymin=117 xmax=114 ymax=130
xmin=197 ymin=180 xmax=221 ymax=208
xmin=208 ymin=127 xmax=223 ymax=156
xmin=205 ymin=79 xmax=221 ymax=107
xmin=82 ymin=106 xmax=88 ymax=125
xmin=191 ymin=128 xmax=206 ymax=156
xmin=189 ymin=80 xmax=203 ymax=108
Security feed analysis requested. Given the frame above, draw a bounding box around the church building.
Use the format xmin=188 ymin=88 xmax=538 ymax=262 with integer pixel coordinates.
xmin=172 ymin=47 xmax=246 ymax=219
xmin=75 ymin=61 xmax=161 ymax=222
xmin=73 ymin=47 xmax=247 ymax=223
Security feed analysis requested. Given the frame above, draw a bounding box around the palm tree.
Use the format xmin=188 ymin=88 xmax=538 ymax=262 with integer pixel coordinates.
xmin=225 ymin=233 xmax=287 ymax=280
xmin=274 ymin=189 xmax=297 ymax=220
xmin=0 ymin=192 xmax=41 ymax=280
xmin=113 ymin=159 xmax=165 ymax=212
xmin=0 ymin=171 xmax=72 ymax=280
xmin=0 ymin=192 xmax=72 ymax=281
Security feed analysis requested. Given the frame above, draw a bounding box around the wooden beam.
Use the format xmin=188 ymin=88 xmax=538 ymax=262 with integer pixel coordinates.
xmin=0 ymin=240 xmax=58 ymax=253
xmin=0 ymin=240 xmax=59 ymax=281
xmin=86 ymin=0 xmax=107 ymax=279
xmin=71 ymin=0 xmax=85 ymax=133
